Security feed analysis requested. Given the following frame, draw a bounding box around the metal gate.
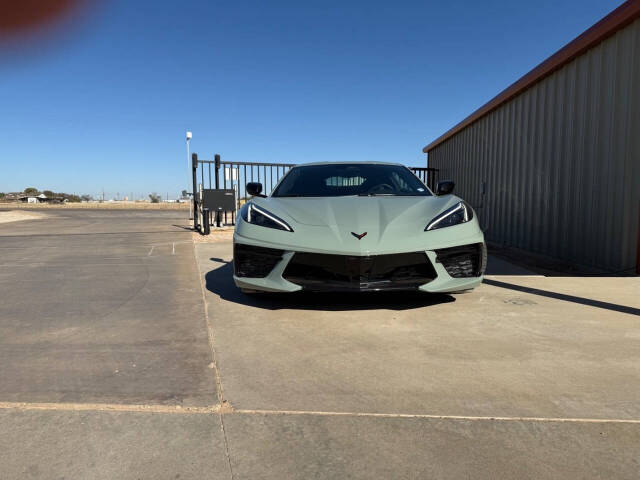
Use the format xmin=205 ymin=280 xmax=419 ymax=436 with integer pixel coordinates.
xmin=192 ymin=153 xmax=439 ymax=232
xmin=192 ymin=153 xmax=295 ymax=230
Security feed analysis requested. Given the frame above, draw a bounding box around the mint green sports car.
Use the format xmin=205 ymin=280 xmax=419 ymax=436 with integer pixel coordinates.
xmin=233 ymin=162 xmax=486 ymax=293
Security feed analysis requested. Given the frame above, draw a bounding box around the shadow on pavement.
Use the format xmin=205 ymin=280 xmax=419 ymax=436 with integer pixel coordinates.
xmin=484 ymin=255 xmax=539 ymax=276
xmin=483 ymin=278 xmax=640 ymax=316
xmin=205 ymin=259 xmax=456 ymax=311
xmin=487 ymin=244 xmax=638 ymax=277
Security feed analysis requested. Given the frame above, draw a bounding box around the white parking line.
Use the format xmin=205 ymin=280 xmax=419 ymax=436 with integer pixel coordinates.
xmin=147 ymin=240 xmax=192 ymax=247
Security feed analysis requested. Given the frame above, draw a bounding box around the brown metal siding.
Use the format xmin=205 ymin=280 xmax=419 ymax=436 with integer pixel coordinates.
xmin=424 ymin=0 xmax=640 ymax=153
xmin=428 ymin=18 xmax=640 ymax=272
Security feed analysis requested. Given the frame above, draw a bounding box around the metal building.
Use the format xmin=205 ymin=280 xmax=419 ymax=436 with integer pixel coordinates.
xmin=424 ymin=0 xmax=640 ymax=274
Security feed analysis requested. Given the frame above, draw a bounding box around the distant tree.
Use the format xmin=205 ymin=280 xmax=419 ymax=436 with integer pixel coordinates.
xmin=81 ymin=194 xmax=93 ymax=202
xmin=149 ymin=192 xmax=161 ymax=203
xmin=43 ymin=190 xmax=55 ymax=198
xmin=24 ymin=187 xmax=38 ymax=195
xmin=63 ymin=194 xmax=81 ymax=203
xmin=0 ymin=192 xmax=5 ymax=199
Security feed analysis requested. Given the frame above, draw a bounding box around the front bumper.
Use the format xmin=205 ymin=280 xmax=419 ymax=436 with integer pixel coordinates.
xmin=233 ymin=238 xmax=486 ymax=293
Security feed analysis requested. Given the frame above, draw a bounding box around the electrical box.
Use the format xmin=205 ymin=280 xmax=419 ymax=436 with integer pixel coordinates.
xmin=201 ymin=189 xmax=236 ymax=212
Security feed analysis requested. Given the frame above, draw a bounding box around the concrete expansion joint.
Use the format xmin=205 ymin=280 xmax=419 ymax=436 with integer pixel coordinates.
xmin=225 ymin=409 xmax=640 ymax=424
xmin=219 ymin=399 xmax=234 ymax=414
xmin=3 ymin=401 xmax=640 ymax=425
xmin=193 ymin=242 xmax=226 ymax=403
xmin=218 ymin=406 xmax=235 ymax=480
xmin=192 ymin=241 xmax=235 ymax=480
xmin=0 ymin=401 xmax=221 ymax=414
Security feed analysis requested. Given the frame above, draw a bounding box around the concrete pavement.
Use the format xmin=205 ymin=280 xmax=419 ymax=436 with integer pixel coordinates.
xmin=0 ymin=210 xmax=228 ymax=479
xmin=1 ymin=209 xmax=639 ymax=479
xmin=223 ymin=413 xmax=640 ymax=480
xmin=199 ymin=242 xmax=640 ymax=419
xmin=197 ymin=239 xmax=640 ymax=479
xmin=0 ymin=409 xmax=229 ymax=480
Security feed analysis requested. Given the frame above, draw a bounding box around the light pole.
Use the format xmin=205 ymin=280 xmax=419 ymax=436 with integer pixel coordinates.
xmin=186 ymin=131 xmax=193 ymax=220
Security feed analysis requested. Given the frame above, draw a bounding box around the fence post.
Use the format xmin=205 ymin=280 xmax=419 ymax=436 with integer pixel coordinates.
xmin=192 ymin=153 xmax=199 ymax=231
xmin=202 ymin=208 xmax=210 ymax=235
xmin=214 ymin=154 xmax=221 ymax=228
xmin=214 ymin=154 xmax=220 ymax=189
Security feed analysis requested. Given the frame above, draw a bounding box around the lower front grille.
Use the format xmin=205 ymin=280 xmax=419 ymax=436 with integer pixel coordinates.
xmin=434 ymin=243 xmax=486 ymax=278
xmin=282 ymin=251 xmax=437 ymax=291
xmin=234 ymin=243 xmax=284 ymax=278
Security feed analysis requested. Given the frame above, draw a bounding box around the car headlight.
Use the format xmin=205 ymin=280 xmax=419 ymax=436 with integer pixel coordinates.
xmin=425 ymin=201 xmax=473 ymax=231
xmin=240 ymin=203 xmax=294 ymax=232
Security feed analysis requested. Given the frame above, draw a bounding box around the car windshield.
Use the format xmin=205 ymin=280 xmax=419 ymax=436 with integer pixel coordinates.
xmin=272 ymin=164 xmax=431 ymax=197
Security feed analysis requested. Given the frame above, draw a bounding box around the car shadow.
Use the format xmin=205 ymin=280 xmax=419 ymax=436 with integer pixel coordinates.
xmin=204 ymin=259 xmax=456 ymax=311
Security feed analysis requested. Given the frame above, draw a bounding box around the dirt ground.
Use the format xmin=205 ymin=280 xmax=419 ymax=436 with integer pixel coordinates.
xmin=0 ymin=210 xmax=48 ymax=224
xmin=0 ymin=202 xmax=189 ymax=210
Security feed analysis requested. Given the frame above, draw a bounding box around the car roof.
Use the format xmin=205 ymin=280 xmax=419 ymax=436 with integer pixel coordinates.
xmin=292 ymin=161 xmax=406 ymax=167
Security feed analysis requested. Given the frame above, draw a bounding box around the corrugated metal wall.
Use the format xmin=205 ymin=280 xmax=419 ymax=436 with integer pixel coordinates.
xmin=428 ymin=18 xmax=640 ymax=272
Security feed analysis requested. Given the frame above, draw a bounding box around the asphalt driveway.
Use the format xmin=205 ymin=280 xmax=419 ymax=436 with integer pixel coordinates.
xmin=0 ymin=209 xmax=216 ymax=406
xmin=1 ymin=209 xmax=639 ymax=479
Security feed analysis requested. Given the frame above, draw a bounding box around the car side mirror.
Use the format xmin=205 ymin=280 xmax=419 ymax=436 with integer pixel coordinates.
xmin=436 ymin=180 xmax=455 ymax=196
xmin=246 ymin=182 xmax=264 ymax=197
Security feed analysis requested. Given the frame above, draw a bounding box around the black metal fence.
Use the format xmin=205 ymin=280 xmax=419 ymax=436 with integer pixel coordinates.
xmin=409 ymin=167 xmax=439 ymax=192
xmin=192 ymin=153 xmax=439 ymax=232
xmin=192 ymin=153 xmax=295 ymax=229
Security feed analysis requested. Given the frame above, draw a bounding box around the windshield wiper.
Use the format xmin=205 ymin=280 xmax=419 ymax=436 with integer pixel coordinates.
xmin=357 ymin=193 xmax=394 ymax=196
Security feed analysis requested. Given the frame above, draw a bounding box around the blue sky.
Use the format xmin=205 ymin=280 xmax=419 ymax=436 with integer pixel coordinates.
xmin=0 ymin=0 xmax=623 ymax=198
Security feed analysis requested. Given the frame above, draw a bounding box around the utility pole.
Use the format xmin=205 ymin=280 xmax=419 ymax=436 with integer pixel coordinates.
xmin=186 ymin=131 xmax=193 ymax=219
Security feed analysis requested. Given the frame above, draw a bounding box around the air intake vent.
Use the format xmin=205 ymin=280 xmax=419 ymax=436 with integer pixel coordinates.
xmin=282 ymin=251 xmax=437 ymax=291
xmin=435 ymin=243 xmax=486 ymax=278
xmin=234 ymin=243 xmax=284 ymax=278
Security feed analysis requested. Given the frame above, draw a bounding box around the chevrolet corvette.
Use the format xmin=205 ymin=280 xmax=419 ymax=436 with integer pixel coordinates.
xmin=233 ymin=162 xmax=486 ymax=293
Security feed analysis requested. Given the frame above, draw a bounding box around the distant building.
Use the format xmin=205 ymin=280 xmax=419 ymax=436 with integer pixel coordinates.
xmin=20 ymin=194 xmax=50 ymax=203
xmin=17 ymin=193 xmax=66 ymax=204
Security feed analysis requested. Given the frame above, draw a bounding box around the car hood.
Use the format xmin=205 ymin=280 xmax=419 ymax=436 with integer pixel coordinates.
xmin=262 ymin=195 xmax=458 ymax=226
xmin=244 ymin=195 xmax=468 ymax=254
